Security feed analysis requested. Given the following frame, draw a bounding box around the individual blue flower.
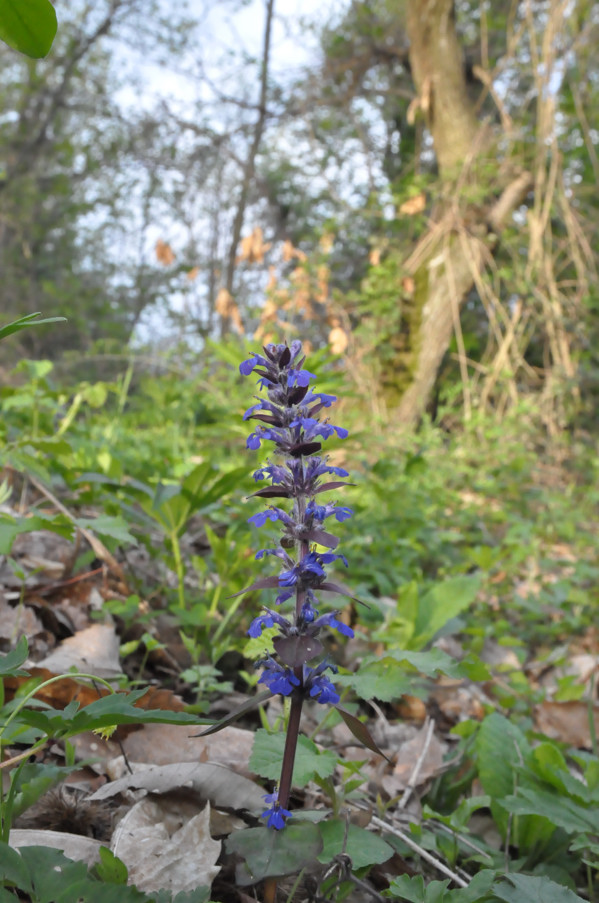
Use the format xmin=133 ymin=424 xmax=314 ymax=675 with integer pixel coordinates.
xmin=239 ymin=353 xmax=268 ymax=376
xmin=305 ymin=500 xmax=353 ymax=523
xmin=258 ymin=658 xmax=300 ymax=695
xmin=261 ymin=792 xmax=292 ymax=830
xmin=248 ymin=608 xmax=291 ymax=638
xmin=312 ymin=611 xmax=354 ymax=638
xmin=287 ymin=368 xmax=316 ymax=388
xmin=248 ymin=507 xmax=293 ymax=529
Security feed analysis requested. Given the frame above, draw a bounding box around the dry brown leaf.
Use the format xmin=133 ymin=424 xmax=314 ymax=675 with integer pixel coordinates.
xmin=238 ymin=226 xmax=271 ymax=264
xmin=120 ymin=723 xmax=255 ymax=775
xmin=35 ymin=623 xmax=122 ymax=678
xmin=282 ymin=239 xmax=306 ymax=263
xmin=382 ymin=722 xmax=447 ymax=798
xmin=90 ymin=761 xmax=265 ymax=815
xmin=186 ymin=266 xmax=200 ymax=281
xmin=112 ymin=797 xmax=220 ymax=894
xmin=155 ymin=239 xmax=176 ymax=266
xmin=369 ymin=248 xmax=381 ymax=267
xmin=399 ymin=193 xmax=426 ymax=216
xmin=535 ymin=700 xmax=599 ymax=749
xmin=10 ymin=830 xmax=102 ymax=867
xmin=328 ymin=327 xmax=348 ymax=355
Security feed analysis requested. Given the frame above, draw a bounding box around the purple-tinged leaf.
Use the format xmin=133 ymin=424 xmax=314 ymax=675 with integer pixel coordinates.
xmin=320 ymin=582 xmax=367 ymax=606
xmin=335 ymin=707 xmax=391 ymax=761
xmin=290 ymin=442 xmax=322 ymax=457
xmin=246 ymin=487 xmax=292 ymax=499
xmin=288 ymin=384 xmax=310 ymax=405
xmin=229 ymin=576 xmax=281 ymax=598
xmin=279 ymin=346 xmax=291 ymax=366
xmin=314 ymin=481 xmax=355 ymax=494
xmin=191 ymin=690 xmax=275 ymax=737
xmin=274 ymin=634 xmax=323 ymax=668
xmin=249 ymin=414 xmax=282 ymax=425
xmin=306 ymin=529 xmax=339 ymax=549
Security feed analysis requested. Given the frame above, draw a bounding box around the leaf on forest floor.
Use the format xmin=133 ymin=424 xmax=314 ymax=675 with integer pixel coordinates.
xmin=119 ymin=723 xmax=255 ymax=775
xmin=90 ymin=761 xmax=266 ymax=815
xmin=35 ymin=623 xmax=122 ymax=678
xmin=112 ymin=796 xmax=220 ymax=894
xmin=535 ymin=700 xmax=599 ymax=749
xmin=9 ymin=829 xmax=102 ymax=866
xmin=382 ymin=721 xmax=447 ymax=797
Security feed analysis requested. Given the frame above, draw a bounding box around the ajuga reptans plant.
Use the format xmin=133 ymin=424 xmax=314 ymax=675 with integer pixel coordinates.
xmin=238 ymin=340 xmax=357 ymax=830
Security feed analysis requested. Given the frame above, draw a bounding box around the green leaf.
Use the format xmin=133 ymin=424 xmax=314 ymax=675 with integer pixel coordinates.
xmin=10 ymin=762 xmax=77 ymax=819
xmin=502 ymin=786 xmax=599 ymax=834
xmin=94 ymin=847 xmax=129 ymax=885
xmin=475 ymin=712 xmax=529 ymax=836
xmin=337 ymin=658 xmax=412 ymax=702
xmin=249 ymin=729 xmax=337 ymax=786
xmin=74 ymin=514 xmax=137 ymax=546
xmin=0 ymin=635 xmax=29 ymax=676
xmin=0 ymin=312 xmax=65 ymax=340
xmin=227 ymin=822 xmax=323 ymax=883
xmin=18 ymin=690 xmax=206 ymax=738
xmin=411 ymin=575 xmax=480 ymax=647
xmin=317 ymin=819 xmax=393 ymax=869
xmin=493 ymin=873 xmax=586 ymax=903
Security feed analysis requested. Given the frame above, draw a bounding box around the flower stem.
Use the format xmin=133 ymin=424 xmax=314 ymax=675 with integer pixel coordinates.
xmin=276 ymin=682 xmax=304 ymax=811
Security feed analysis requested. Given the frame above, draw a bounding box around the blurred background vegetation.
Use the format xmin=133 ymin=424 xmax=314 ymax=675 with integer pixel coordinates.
xmin=1 ymin=0 xmax=598 ymax=653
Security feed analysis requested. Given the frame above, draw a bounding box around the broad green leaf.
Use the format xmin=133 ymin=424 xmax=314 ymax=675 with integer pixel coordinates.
xmin=317 ymin=819 xmax=393 ymax=869
xmin=250 ymin=729 xmax=337 ymax=786
xmin=227 ymin=822 xmax=322 ymax=883
xmin=18 ymin=690 xmax=206 ymax=738
xmin=475 ymin=713 xmax=529 ymax=837
xmin=337 ymin=658 xmax=412 ymax=702
xmin=411 ymin=575 xmax=480 ymax=647
xmin=74 ymin=514 xmax=136 ymax=546
xmin=502 ymin=786 xmax=599 ymax=834
xmin=493 ymin=873 xmax=586 ymax=903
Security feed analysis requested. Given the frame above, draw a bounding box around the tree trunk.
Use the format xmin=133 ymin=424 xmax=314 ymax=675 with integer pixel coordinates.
xmin=395 ymin=0 xmax=530 ymax=425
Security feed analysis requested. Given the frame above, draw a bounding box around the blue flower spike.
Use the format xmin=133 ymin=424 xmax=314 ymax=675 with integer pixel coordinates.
xmin=239 ymin=341 xmax=354 ymax=829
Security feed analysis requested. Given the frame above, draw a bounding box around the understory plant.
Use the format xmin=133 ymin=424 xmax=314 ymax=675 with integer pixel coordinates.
xmin=236 ymin=340 xmax=359 ymax=830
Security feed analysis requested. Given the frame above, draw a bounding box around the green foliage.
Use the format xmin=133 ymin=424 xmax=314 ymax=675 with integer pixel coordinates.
xmin=0 ymin=0 xmax=57 ymax=57
xmin=250 ymin=729 xmax=338 ymax=786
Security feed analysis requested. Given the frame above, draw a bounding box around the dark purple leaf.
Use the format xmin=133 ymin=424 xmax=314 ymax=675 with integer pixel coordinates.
xmin=249 ymin=414 xmax=282 ymax=425
xmin=290 ymin=442 xmax=322 ymax=457
xmin=335 ymin=707 xmax=391 ymax=761
xmin=229 ymin=576 xmax=281 ymax=598
xmin=320 ymin=582 xmax=367 ymax=606
xmin=191 ymin=690 xmax=274 ymax=736
xmin=314 ymin=481 xmax=355 ymax=494
xmin=279 ymin=346 xmax=291 ymax=367
xmin=274 ymin=634 xmax=323 ymax=668
xmin=246 ymin=487 xmax=291 ymax=499
xmin=306 ymin=529 xmax=339 ymax=549
xmin=288 ymin=384 xmax=309 ymax=405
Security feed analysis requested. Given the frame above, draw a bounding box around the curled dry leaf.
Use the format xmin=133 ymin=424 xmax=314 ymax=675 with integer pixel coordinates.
xmin=112 ymin=796 xmax=220 ymax=894
xmin=10 ymin=829 xmax=102 ymax=867
xmin=90 ymin=761 xmax=266 ymax=816
xmin=155 ymin=239 xmax=176 ymax=266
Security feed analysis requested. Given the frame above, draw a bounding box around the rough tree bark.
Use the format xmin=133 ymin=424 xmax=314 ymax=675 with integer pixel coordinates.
xmin=396 ymin=0 xmax=531 ymax=425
